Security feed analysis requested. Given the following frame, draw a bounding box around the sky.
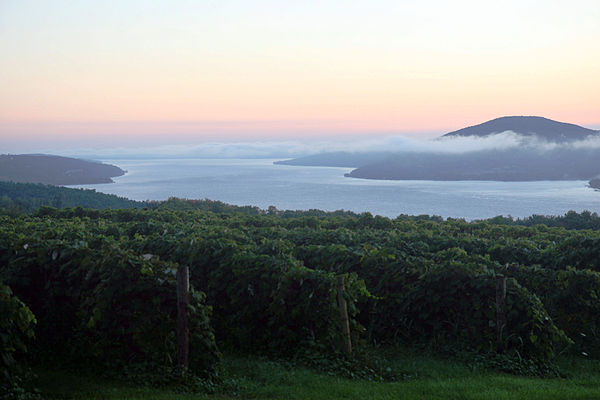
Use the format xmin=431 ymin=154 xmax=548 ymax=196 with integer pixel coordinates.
xmin=1 ymin=0 xmax=599 ymax=151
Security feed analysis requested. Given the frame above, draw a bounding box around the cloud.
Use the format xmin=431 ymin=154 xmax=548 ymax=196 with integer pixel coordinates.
xmin=54 ymin=132 xmax=525 ymax=159
xmin=395 ymin=131 xmax=526 ymax=154
xmin=565 ymin=135 xmax=600 ymax=150
xmin=9 ymin=130 xmax=600 ymax=160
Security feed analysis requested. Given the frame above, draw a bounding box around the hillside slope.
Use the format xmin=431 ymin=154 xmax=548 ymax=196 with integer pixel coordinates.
xmin=0 ymin=154 xmax=125 ymax=185
xmin=344 ymin=117 xmax=600 ymax=181
xmin=346 ymin=148 xmax=600 ymax=181
xmin=442 ymin=116 xmax=599 ymax=142
xmin=0 ymin=181 xmax=143 ymax=213
xmin=276 ymin=117 xmax=600 ymax=173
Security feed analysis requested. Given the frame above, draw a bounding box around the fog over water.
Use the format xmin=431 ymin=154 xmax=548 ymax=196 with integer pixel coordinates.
xmin=28 ymin=130 xmax=597 ymax=160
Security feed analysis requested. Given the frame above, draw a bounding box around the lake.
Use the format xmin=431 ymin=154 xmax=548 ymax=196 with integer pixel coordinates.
xmin=72 ymin=158 xmax=600 ymax=220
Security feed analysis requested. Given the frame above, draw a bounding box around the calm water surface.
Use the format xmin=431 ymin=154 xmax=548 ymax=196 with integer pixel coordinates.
xmin=72 ymin=158 xmax=600 ymax=220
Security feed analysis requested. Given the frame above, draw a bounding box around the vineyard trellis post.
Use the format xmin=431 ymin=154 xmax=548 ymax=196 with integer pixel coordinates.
xmin=337 ymin=275 xmax=352 ymax=354
xmin=177 ymin=265 xmax=190 ymax=370
xmin=496 ymin=275 xmax=507 ymax=352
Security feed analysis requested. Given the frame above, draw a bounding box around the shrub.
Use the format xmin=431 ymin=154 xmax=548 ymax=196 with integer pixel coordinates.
xmin=0 ymin=282 xmax=36 ymax=393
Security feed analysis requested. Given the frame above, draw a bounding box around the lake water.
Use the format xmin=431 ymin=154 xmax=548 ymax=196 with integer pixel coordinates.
xmin=72 ymin=158 xmax=600 ymax=220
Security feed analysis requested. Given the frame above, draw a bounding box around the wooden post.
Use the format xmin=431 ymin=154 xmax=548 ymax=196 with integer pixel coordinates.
xmin=495 ymin=275 xmax=507 ymax=352
xmin=337 ymin=275 xmax=352 ymax=354
xmin=177 ymin=265 xmax=190 ymax=370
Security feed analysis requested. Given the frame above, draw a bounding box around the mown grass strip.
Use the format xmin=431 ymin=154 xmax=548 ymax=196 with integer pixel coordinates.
xmin=34 ymin=354 xmax=600 ymax=400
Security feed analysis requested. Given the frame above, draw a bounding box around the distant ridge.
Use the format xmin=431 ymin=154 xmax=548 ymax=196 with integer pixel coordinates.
xmin=273 ymin=116 xmax=600 ymax=183
xmin=275 ymin=117 xmax=600 ymax=169
xmin=442 ymin=116 xmax=599 ymax=142
xmin=346 ymin=116 xmax=600 ymax=181
xmin=0 ymin=154 xmax=125 ymax=185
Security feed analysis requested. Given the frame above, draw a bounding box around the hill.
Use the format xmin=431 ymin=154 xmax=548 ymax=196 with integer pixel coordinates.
xmin=275 ymin=117 xmax=600 ymax=176
xmin=275 ymin=116 xmax=600 ymax=182
xmin=442 ymin=116 xmax=599 ymax=142
xmin=346 ymin=148 xmax=600 ymax=181
xmin=0 ymin=181 xmax=143 ymax=214
xmin=0 ymin=154 xmax=125 ymax=185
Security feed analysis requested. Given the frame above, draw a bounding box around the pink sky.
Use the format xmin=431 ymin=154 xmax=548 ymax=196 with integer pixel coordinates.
xmin=1 ymin=1 xmax=599 ymax=146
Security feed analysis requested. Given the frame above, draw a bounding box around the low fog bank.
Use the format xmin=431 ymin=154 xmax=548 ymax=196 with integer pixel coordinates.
xmin=10 ymin=130 xmax=597 ymax=161
xmin=343 ymin=132 xmax=600 ymax=181
xmin=24 ymin=135 xmax=449 ymax=160
xmin=265 ymin=131 xmax=600 ymax=181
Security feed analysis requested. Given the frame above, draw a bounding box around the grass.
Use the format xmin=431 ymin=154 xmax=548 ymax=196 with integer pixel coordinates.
xmin=33 ymin=349 xmax=600 ymax=400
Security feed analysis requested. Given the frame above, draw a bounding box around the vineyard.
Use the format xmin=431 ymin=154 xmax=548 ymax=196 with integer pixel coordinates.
xmin=2 ymin=202 xmax=600 ymax=396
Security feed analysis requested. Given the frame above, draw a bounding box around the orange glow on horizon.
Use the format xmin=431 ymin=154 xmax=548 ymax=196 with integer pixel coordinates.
xmin=1 ymin=1 xmax=599 ymax=143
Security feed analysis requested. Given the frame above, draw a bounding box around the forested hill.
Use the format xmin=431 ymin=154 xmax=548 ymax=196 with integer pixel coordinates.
xmin=0 ymin=181 xmax=143 ymax=213
xmin=0 ymin=181 xmax=274 ymax=215
xmin=345 ymin=148 xmax=600 ymax=181
xmin=345 ymin=117 xmax=600 ymax=181
xmin=0 ymin=154 xmax=125 ymax=185
xmin=275 ymin=117 xmax=600 ymax=178
xmin=442 ymin=116 xmax=600 ymax=142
